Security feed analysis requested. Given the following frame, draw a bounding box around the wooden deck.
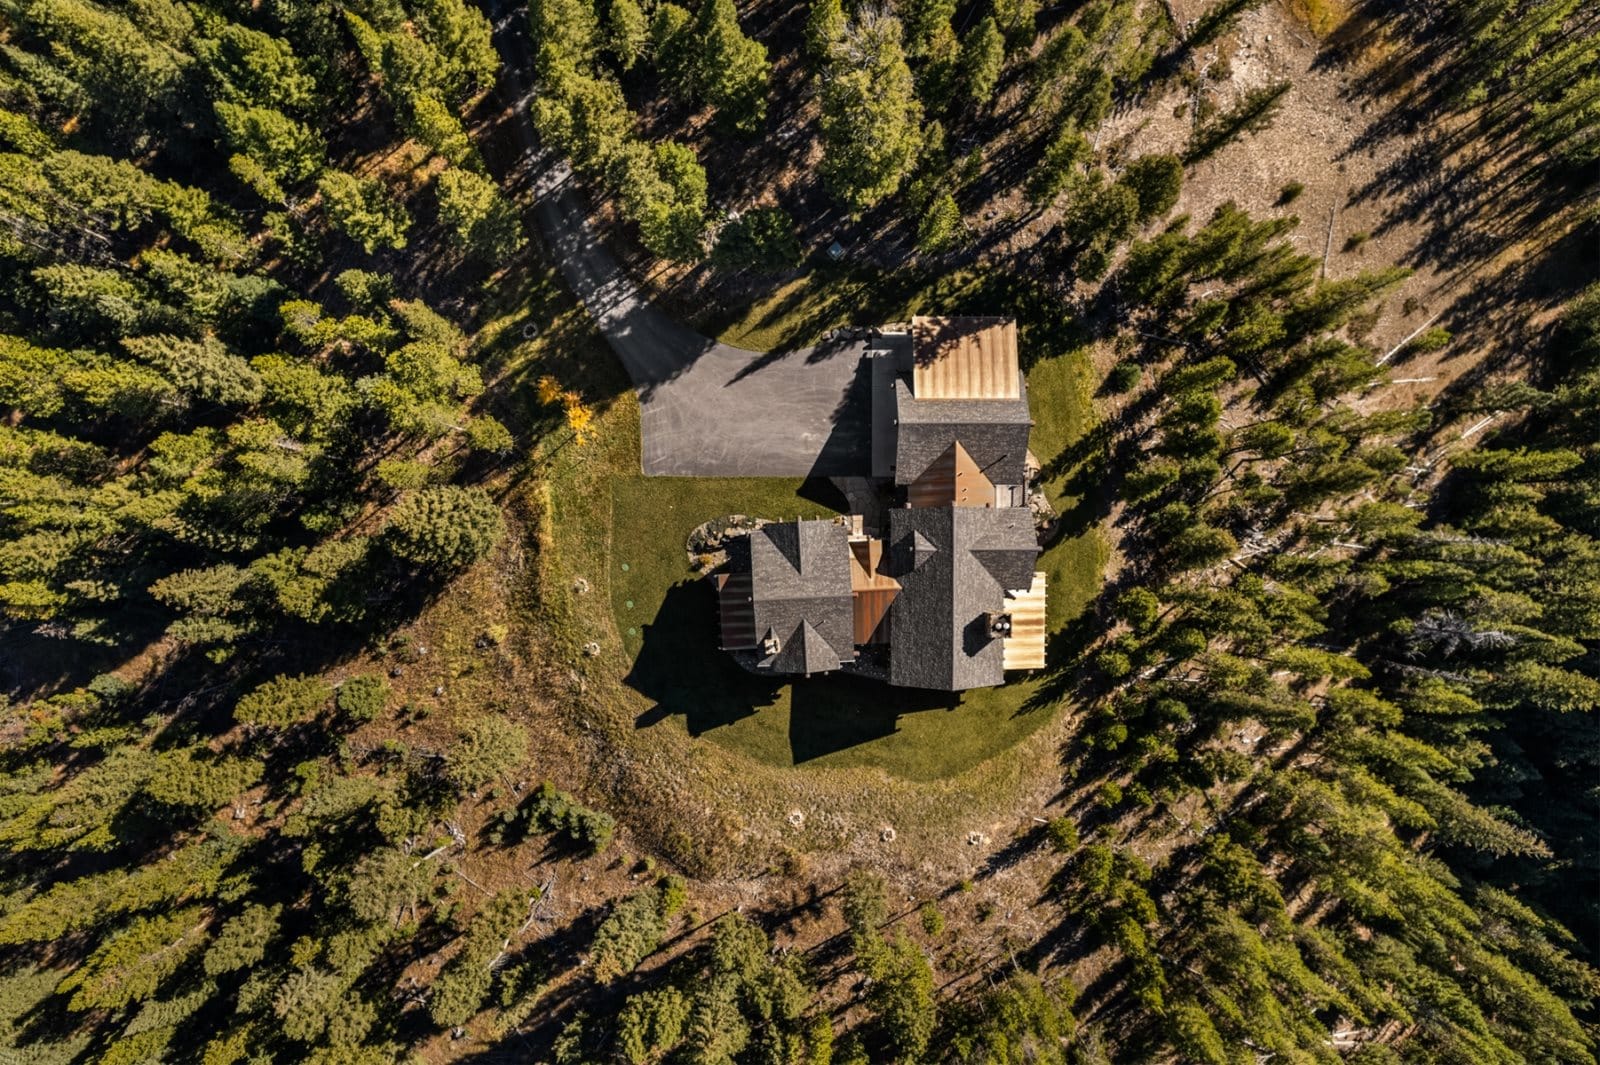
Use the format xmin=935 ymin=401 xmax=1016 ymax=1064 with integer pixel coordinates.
xmin=1001 ymin=571 xmax=1048 ymax=670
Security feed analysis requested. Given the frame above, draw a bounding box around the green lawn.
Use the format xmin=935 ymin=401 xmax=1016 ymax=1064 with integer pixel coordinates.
xmin=596 ymin=350 xmax=1105 ymax=780
xmin=537 ymin=266 xmax=1106 ymax=782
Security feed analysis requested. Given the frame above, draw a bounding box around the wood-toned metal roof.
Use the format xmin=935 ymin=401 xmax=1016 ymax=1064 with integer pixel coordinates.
xmin=908 ymin=441 xmax=996 ymax=509
xmin=911 ymin=316 xmax=1021 ymax=400
xmin=849 ymin=538 xmax=900 ymax=645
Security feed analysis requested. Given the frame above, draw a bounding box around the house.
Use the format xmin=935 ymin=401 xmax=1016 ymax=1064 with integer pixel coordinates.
xmin=716 ymin=316 xmax=1048 ymax=691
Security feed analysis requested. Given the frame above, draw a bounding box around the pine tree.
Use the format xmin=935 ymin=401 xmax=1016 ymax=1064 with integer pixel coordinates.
xmin=436 ymin=167 xmax=526 ymax=259
xmin=608 ymin=0 xmax=649 ymax=69
xmin=384 ymin=485 xmax=504 ymax=569
xmin=316 ymin=170 xmax=411 ymax=253
xmin=818 ymin=11 xmax=923 ymax=213
xmin=959 ymin=18 xmax=1005 ymax=108
xmin=693 ymin=0 xmax=770 ymax=135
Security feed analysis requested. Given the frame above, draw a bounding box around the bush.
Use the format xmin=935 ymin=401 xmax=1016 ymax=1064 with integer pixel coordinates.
xmin=1276 ymin=180 xmax=1304 ymax=205
xmin=1096 ymin=649 xmax=1132 ymax=679
xmin=1114 ymin=587 xmax=1160 ymax=632
xmin=1167 ymin=524 xmax=1238 ymax=569
xmin=1401 ymin=326 xmax=1451 ymax=356
xmin=1096 ymin=722 xmax=1130 ymax=749
xmin=658 ymin=875 xmax=687 ymax=917
xmin=919 ymin=901 xmax=945 ymax=936
xmin=1095 ymin=782 xmax=1124 ymax=808
xmin=1118 ymin=154 xmax=1182 ymax=221
xmin=443 ymin=717 xmax=527 ymax=793
xmin=336 ymin=674 xmax=389 ymax=723
xmin=429 ymin=891 xmax=529 ymax=1027
xmin=712 ymin=207 xmax=802 ymax=271
xmin=1046 ymin=817 xmax=1079 ymax=853
xmin=590 ymin=886 xmax=670 ymax=984
xmin=1107 ymin=360 xmax=1141 ymax=393
xmin=235 ymin=674 xmax=332 ymax=727
xmin=523 ymin=782 xmax=616 ymax=855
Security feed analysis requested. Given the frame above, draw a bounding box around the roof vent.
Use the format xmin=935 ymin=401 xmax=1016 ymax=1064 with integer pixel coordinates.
xmin=987 ymin=612 xmax=1013 ymax=638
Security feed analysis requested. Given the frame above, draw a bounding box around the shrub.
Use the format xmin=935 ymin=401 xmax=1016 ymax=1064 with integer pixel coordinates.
xmin=1046 ymin=817 xmax=1079 ymax=853
xmin=1114 ymin=587 xmax=1160 ymax=632
xmin=1107 ymin=360 xmax=1141 ymax=392
xmin=336 ymin=674 xmax=389 ymax=723
xmin=523 ymin=782 xmax=616 ymax=854
xmin=712 ymin=207 xmax=802 ymax=271
xmin=1118 ymin=154 xmax=1183 ymax=221
xmin=590 ymin=886 xmax=670 ymax=984
xmin=443 ymin=717 xmax=527 ymax=793
xmin=1276 ymin=180 xmax=1304 ymax=204
xmin=234 ymin=674 xmax=332 ymax=727
xmin=1096 ymin=649 xmax=1132 ymax=679
xmin=919 ymin=901 xmax=945 ymax=936
xmin=429 ymin=891 xmax=529 ymax=1027
xmin=385 ymin=485 xmax=503 ymax=569
xmin=1401 ymin=326 xmax=1452 ymax=356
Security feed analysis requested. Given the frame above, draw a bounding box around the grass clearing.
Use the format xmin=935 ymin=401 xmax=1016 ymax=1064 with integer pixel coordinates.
xmin=556 ymin=342 xmax=1105 ymax=780
xmin=516 ymin=279 xmax=1105 ymax=866
xmin=608 ymin=470 xmax=1102 ymax=778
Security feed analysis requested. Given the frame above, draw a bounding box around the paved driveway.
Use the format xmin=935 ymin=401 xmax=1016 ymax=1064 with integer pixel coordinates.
xmin=525 ymin=158 xmax=872 ymax=477
xmin=487 ymin=0 xmax=873 ymax=478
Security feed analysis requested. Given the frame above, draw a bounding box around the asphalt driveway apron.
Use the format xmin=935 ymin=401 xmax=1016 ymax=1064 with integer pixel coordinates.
xmin=526 ymin=156 xmax=871 ymax=478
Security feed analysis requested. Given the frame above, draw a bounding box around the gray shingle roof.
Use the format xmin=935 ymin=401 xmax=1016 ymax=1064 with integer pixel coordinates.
xmin=744 ymin=520 xmax=855 ymax=675
xmin=886 ymin=505 xmax=1040 ymax=691
xmin=893 ymin=376 xmax=1032 ymax=487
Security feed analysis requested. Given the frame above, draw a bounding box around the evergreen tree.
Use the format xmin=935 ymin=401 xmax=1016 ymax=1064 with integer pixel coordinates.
xmin=818 ymin=11 xmax=923 ymax=212
xmin=384 ymin=485 xmax=504 ymax=569
xmin=959 ymin=17 xmax=1005 ymax=108
xmin=693 ymin=0 xmax=770 ymax=135
xmin=316 ymin=171 xmax=412 ymax=253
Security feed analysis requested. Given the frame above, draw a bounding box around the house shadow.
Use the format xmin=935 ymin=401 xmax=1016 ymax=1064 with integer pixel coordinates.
xmin=786 ymin=671 xmax=958 ymax=764
xmin=627 ymin=579 xmax=785 ymax=734
xmin=804 ymin=351 xmax=876 ymax=479
xmin=627 ymin=579 xmax=963 ymax=764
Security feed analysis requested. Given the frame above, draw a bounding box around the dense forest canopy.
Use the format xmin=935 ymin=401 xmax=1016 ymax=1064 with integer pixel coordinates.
xmin=0 ymin=0 xmax=1595 ymax=1061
